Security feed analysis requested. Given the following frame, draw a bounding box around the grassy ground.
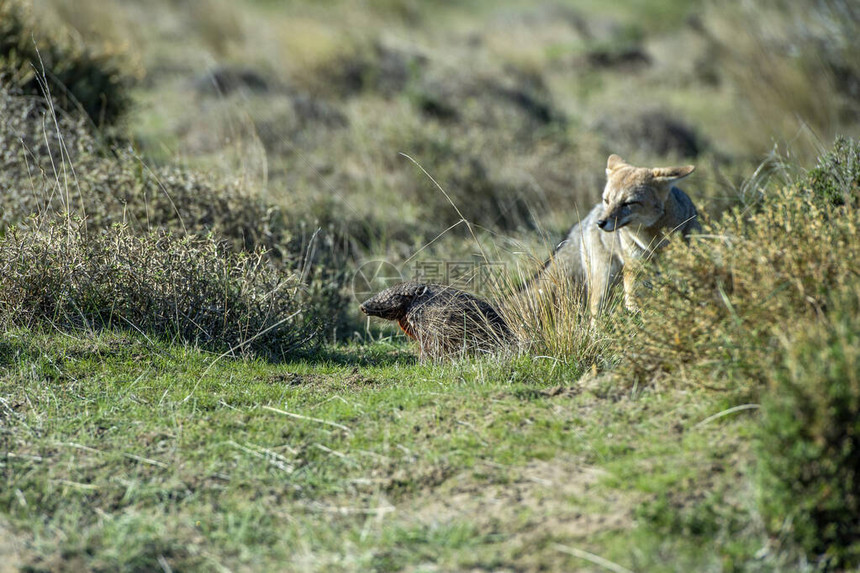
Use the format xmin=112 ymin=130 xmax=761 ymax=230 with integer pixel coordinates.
xmin=2 ymin=0 xmax=860 ymax=570
xmin=1 ymin=330 xmax=764 ymax=572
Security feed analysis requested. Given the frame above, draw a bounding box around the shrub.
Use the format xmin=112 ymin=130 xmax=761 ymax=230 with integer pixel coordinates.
xmin=0 ymin=219 xmax=318 ymax=359
xmin=803 ymin=135 xmax=860 ymax=206
xmin=757 ymin=293 xmax=860 ymax=567
xmin=617 ymin=138 xmax=860 ymax=390
xmin=0 ymin=0 xmax=134 ymax=127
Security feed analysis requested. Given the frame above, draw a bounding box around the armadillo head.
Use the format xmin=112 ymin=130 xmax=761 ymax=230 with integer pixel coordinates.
xmin=359 ymin=282 xmax=429 ymax=320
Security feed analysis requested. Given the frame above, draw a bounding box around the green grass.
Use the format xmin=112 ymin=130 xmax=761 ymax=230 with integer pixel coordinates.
xmin=1 ymin=328 xmax=769 ymax=571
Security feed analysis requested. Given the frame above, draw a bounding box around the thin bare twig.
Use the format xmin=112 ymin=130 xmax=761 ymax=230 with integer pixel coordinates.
xmin=263 ymin=405 xmax=352 ymax=433
xmin=694 ymin=404 xmax=760 ymax=428
xmin=553 ymin=544 xmax=634 ymax=573
xmin=400 ymin=152 xmax=489 ymax=264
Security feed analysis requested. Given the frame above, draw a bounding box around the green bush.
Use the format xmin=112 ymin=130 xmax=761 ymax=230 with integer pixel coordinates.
xmin=602 ymin=137 xmax=860 ymax=564
xmin=0 ymin=0 xmax=133 ymax=127
xmin=619 ymin=137 xmax=860 ymax=390
xmin=0 ymin=219 xmax=318 ymax=359
xmin=803 ymin=135 xmax=860 ymax=206
xmin=757 ymin=293 xmax=860 ymax=567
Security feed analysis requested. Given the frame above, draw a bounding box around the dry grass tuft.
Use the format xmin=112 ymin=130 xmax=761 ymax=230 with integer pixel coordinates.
xmin=0 ymin=218 xmax=317 ymax=359
xmin=491 ymin=258 xmax=612 ymax=369
xmin=616 ymin=137 xmax=860 ymax=391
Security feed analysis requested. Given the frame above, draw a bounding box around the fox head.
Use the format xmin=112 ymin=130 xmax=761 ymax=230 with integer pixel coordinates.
xmin=360 ymin=282 xmax=429 ymax=320
xmin=597 ymin=154 xmax=695 ymax=232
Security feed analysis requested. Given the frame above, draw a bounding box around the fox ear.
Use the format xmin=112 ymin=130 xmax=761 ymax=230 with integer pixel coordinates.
xmin=652 ymin=165 xmax=695 ymax=182
xmin=606 ymin=154 xmax=626 ymax=175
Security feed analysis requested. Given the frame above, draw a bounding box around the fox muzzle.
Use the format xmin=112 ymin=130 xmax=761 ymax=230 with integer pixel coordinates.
xmin=597 ymin=217 xmax=626 ymax=231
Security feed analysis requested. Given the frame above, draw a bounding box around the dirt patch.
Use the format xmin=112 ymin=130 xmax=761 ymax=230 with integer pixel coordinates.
xmin=267 ymin=368 xmax=385 ymax=395
xmin=267 ymin=372 xmax=312 ymax=386
xmin=0 ymin=520 xmax=26 ymax=573
xmin=401 ymin=457 xmax=636 ymax=567
xmin=507 ymin=385 xmax=581 ymax=400
xmin=342 ymin=367 xmax=380 ymax=388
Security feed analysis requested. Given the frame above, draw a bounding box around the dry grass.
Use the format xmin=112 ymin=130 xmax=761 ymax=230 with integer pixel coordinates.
xmin=498 ymin=261 xmax=610 ymax=366
xmin=700 ymin=0 xmax=860 ymax=160
xmin=0 ymin=218 xmax=317 ymax=358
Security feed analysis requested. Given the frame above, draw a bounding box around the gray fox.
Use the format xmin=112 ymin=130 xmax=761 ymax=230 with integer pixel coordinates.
xmin=537 ymin=154 xmax=700 ymax=315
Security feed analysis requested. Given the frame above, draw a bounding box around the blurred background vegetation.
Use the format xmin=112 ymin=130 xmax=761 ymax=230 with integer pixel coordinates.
xmin=5 ymin=0 xmax=857 ymax=251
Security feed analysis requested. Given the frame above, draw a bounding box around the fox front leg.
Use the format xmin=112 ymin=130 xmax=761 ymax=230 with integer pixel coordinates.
xmin=622 ymin=265 xmax=640 ymax=313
